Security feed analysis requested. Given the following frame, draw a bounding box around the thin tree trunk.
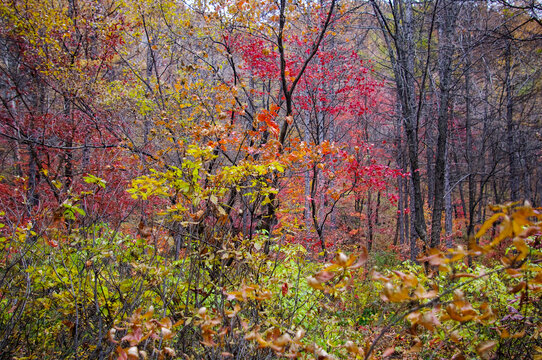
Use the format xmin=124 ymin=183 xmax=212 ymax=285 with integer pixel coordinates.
xmin=395 ymin=115 xmax=405 ymax=246
xmin=465 ymin=42 xmax=476 ymax=239
xmin=397 ymin=175 xmax=405 ymax=245
xmin=262 ymin=0 xmax=336 ymax=255
xmin=403 ymin=165 xmax=410 ymax=244
xmin=430 ymin=0 xmax=458 ymax=248
xmin=409 ymin=178 xmax=418 ymax=261
xmin=444 ymin=143 xmax=453 ymax=248
xmin=375 ymin=190 xmax=381 ymax=225
xmin=505 ymin=40 xmax=520 ymax=202
xmin=372 ymin=0 xmax=429 ymax=255
xmin=367 ymin=190 xmax=373 ymax=252
xmin=426 ymin=112 xmax=435 ymax=208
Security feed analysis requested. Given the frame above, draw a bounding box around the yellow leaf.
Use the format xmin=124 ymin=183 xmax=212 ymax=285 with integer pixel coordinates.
xmin=306 ymin=276 xmax=324 ymax=290
xmin=476 ymin=212 xmax=505 ymax=238
xmin=512 ymin=238 xmax=529 ymax=261
xmin=451 ymin=273 xmax=477 ymax=279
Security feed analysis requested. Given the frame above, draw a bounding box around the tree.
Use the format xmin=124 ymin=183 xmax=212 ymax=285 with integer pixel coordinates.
xmin=370 ymin=0 xmax=434 ymax=258
xmin=429 ymin=0 xmax=459 ymax=247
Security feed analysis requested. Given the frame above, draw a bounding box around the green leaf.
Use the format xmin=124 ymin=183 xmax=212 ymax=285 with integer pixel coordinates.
xmin=73 ymin=206 xmax=86 ymax=217
xmin=83 ymin=174 xmax=106 ymax=188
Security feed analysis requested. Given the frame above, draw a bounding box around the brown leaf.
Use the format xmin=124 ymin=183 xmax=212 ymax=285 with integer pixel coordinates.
xmin=108 ymin=328 xmax=118 ymax=344
xmin=520 ymin=226 xmax=540 ymax=238
xmin=420 ymin=310 xmax=441 ymax=332
xmin=307 ymin=276 xmax=324 ymax=289
xmin=321 ymin=263 xmax=341 ymax=272
xmin=141 ymin=306 xmax=154 ymax=321
xmin=122 ymin=326 xmax=144 ymax=346
xmin=201 ymin=339 xmax=218 ymax=347
xmin=476 ymin=340 xmax=497 ymax=359
xmin=407 ymin=338 xmax=422 ymax=353
xmin=274 ymin=334 xmax=292 ymax=347
xmin=159 ymin=317 xmax=172 ymax=329
xmin=451 ymin=353 xmax=466 ymax=360
xmin=194 ymin=210 xmax=205 ymax=220
xmin=127 ymin=346 xmax=139 ymax=360
xmin=468 ymin=237 xmax=486 ymax=255
xmin=382 ymin=282 xmax=411 ymax=302
xmin=116 ymin=347 xmax=128 ymax=360
xmin=371 ymin=271 xmax=390 ymax=282
xmin=510 ymin=330 xmax=526 ymax=339
xmin=497 ymin=327 xmax=510 ymax=338
xmin=255 ymin=333 xmax=269 ymax=348
xmin=161 ymin=327 xmax=173 ymax=340
xmin=335 ymin=253 xmax=349 ymax=266
xmin=348 ymin=247 xmax=368 ymax=269
xmin=406 ymin=311 xmax=421 ymax=325
xmin=382 ymin=347 xmax=395 ymax=357
xmin=393 ymin=271 xmax=418 ymax=288
xmin=344 ymin=340 xmax=361 ymax=355
xmin=225 ymin=304 xmax=241 ymax=318
xmin=173 ymin=319 xmax=184 ymax=328
xmin=449 ymin=246 xmax=468 ymax=262
xmin=162 ymin=347 xmax=176 ymax=357
xmin=450 ymin=330 xmax=462 ymax=343
xmin=509 ymin=281 xmax=526 ymax=293
xmin=418 ymin=248 xmax=447 ymax=266
xmin=506 ymin=268 xmax=523 ymax=277
xmin=314 ymin=271 xmax=335 ymax=282
xmin=512 ymin=206 xmax=536 ymax=227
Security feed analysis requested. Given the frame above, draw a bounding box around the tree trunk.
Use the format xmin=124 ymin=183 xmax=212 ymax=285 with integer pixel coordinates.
xmin=372 ymin=0 xmax=429 ymax=255
xmin=397 ymin=175 xmax=405 ymax=245
xmin=430 ymin=0 xmax=458 ymax=248
xmin=444 ymin=143 xmax=453 ymax=248
xmin=409 ymin=178 xmax=418 ymax=261
xmin=505 ymin=40 xmax=520 ymax=202
xmin=367 ymin=189 xmax=373 ymax=252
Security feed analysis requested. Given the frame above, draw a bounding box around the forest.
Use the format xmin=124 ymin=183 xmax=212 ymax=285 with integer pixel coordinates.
xmin=0 ymin=0 xmax=541 ymax=358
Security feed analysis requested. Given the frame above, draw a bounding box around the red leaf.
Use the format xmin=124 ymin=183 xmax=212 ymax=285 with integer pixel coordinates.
xmin=281 ymin=282 xmax=288 ymax=296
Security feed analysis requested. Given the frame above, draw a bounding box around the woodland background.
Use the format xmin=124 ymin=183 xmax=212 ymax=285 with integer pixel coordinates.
xmin=0 ymin=0 xmax=541 ymax=359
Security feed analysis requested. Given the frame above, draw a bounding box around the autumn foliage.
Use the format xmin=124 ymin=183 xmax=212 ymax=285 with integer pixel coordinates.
xmin=0 ymin=0 xmax=541 ymax=359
